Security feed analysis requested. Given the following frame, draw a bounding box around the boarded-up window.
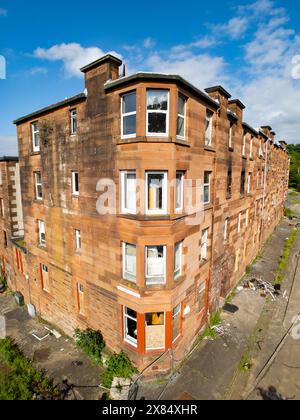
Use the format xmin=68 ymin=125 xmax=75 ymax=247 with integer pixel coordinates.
xmin=145 ymin=312 xmax=165 ymax=350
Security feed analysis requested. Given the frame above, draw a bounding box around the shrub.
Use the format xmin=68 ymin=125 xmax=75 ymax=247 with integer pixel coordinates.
xmin=101 ymin=352 xmax=138 ymax=389
xmin=74 ymin=328 xmax=105 ymax=364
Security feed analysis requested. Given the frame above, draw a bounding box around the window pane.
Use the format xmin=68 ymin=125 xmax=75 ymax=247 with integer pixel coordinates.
xmin=175 ymin=173 xmax=183 ymax=210
xmin=178 ymin=96 xmax=185 ymax=115
xmin=177 ymin=116 xmax=185 ymax=137
xmin=147 ymin=90 xmax=168 ymax=111
xmin=124 ymin=243 xmax=136 ymax=281
xmin=148 ymin=113 xmax=167 ymax=134
xmin=204 ymin=172 xmax=210 ymax=184
xmin=124 ymin=172 xmax=136 ymax=211
xmin=145 ymin=312 xmax=165 ymax=350
xmin=148 ymin=174 xmax=164 ymax=211
xmin=146 ymin=312 xmax=165 ymax=326
xmin=123 ymin=92 xmax=136 ymax=114
xmin=174 ymin=243 xmax=182 ymax=278
xmin=146 ymin=246 xmax=165 ymax=284
xmin=126 ymin=307 xmax=137 ymax=319
xmin=204 ymin=185 xmax=210 ymax=203
xmin=123 ymin=114 xmax=136 ymax=136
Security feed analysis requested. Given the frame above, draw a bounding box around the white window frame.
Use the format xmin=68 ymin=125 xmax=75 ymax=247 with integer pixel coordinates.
xmin=38 ymin=220 xmax=46 ymax=247
xmin=201 ymin=228 xmax=209 ymax=261
xmin=174 ymin=241 xmax=183 ymax=280
xmin=78 ymin=283 xmax=85 ymax=315
xmin=145 ymin=245 xmax=167 ymax=285
xmin=70 ymin=109 xmax=78 ymax=135
xmin=146 ymin=89 xmax=169 ymax=137
xmin=176 ymin=94 xmax=186 ymax=140
xmin=246 ymin=209 xmax=250 ymax=227
xmin=175 ymin=172 xmax=184 ymax=213
xmin=121 ymin=171 xmax=136 ymax=215
xmin=124 ymin=307 xmax=138 ymax=347
xmin=242 ymin=133 xmax=246 ymax=157
xmin=229 ymin=123 xmax=233 ymax=149
xmin=238 ymin=213 xmax=242 ymax=233
xmin=41 ymin=264 xmax=49 ymax=292
xmin=145 ymin=171 xmax=168 ymax=215
xmin=34 ymin=172 xmax=43 ymax=200
xmin=205 ymin=111 xmax=213 ymax=147
xmin=121 ymin=91 xmax=136 ymax=139
xmin=122 ymin=242 xmax=137 ymax=283
xmin=247 ymin=173 xmax=251 ymax=194
xmin=72 ymin=171 xmax=79 ymax=196
xmin=32 ymin=122 xmax=40 ymax=152
xmin=0 ymin=198 xmax=4 ymax=218
xmin=204 ymin=171 xmax=211 ymax=205
xmin=75 ymin=229 xmax=81 ymax=250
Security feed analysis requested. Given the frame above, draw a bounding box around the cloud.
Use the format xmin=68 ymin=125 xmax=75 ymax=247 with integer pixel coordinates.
xmin=211 ymin=16 xmax=249 ymax=40
xmin=143 ymin=38 xmax=155 ymax=49
xmin=34 ymin=43 xmax=122 ymax=77
xmin=30 ymin=67 xmax=48 ymax=76
xmin=0 ymin=136 xmax=18 ymax=156
xmin=0 ymin=8 xmax=7 ymax=16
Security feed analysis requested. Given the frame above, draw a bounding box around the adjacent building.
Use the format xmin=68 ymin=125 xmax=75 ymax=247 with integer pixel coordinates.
xmin=5 ymin=54 xmax=289 ymax=371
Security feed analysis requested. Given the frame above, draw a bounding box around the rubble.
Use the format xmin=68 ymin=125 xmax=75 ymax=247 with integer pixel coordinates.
xmin=243 ymin=277 xmax=280 ymax=301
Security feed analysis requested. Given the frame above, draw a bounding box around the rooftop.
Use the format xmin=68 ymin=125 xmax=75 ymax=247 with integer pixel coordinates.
xmin=0 ymin=156 xmax=19 ymax=162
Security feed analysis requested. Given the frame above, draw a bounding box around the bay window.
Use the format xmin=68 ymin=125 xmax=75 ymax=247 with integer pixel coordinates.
xmin=147 ymin=89 xmax=169 ymax=136
xmin=174 ymin=241 xmax=183 ymax=280
xmin=146 ymin=245 xmax=166 ymax=285
xmin=205 ymin=111 xmax=213 ymax=146
xmin=175 ymin=172 xmax=184 ymax=212
xmin=121 ymin=91 xmax=136 ymax=138
xmin=146 ymin=171 xmax=167 ymax=215
xmin=176 ymin=95 xmax=186 ymax=139
xmin=123 ymin=242 xmax=136 ymax=282
xmin=124 ymin=307 xmax=137 ymax=347
xmin=121 ymin=171 xmax=136 ymax=214
xmin=31 ymin=122 xmax=40 ymax=152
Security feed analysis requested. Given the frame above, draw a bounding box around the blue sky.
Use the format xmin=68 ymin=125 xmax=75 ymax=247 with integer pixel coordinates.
xmin=1 ymin=0 xmax=300 ymax=155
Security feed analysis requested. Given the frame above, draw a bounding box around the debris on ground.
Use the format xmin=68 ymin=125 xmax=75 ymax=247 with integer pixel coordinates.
xmin=243 ymin=277 xmax=280 ymax=301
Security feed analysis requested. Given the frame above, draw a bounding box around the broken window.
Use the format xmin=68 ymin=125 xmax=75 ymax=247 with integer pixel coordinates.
xmin=124 ymin=307 xmax=137 ymax=347
xmin=177 ymin=95 xmax=186 ymax=139
xmin=147 ymin=90 xmax=169 ymax=136
xmin=146 ymin=171 xmax=167 ymax=215
xmin=123 ymin=243 xmax=136 ymax=283
xmin=122 ymin=91 xmax=136 ymax=138
xmin=121 ymin=171 xmax=136 ymax=214
xmin=145 ymin=312 xmax=165 ymax=350
xmin=146 ymin=245 xmax=166 ymax=285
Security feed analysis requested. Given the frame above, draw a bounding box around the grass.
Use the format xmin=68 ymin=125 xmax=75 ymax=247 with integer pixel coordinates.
xmin=0 ymin=338 xmax=58 ymax=400
xmin=274 ymin=227 xmax=298 ymax=285
xmin=197 ymin=311 xmax=222 ymax=342
xmin=284 ymin=207 xmax=295 ymax=218
xmin=238 ymin=356 xmax=253 ymax=373
xmin=289 ymin=190 xmax=300 ymax=197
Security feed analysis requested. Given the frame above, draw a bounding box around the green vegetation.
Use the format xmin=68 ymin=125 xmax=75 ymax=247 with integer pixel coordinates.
xmin=197 ymin=311 xmax=222 ymax=342
xmin=284 ymin=207 xmax=294 ymax=218
xmin=74 ymin=328 xmax=105 ymax=365
xmin=0 ymin=338 xmax=58 ymax=400
xmin=238 ymin=355 xmax=253 ymax=373
xmin=287 ymin=144 xmax=300 ymax=192
xmin=101 ymin=352 xmax=138 ymax=389
xmin=275 ymin=228 xmax=298 ymax=284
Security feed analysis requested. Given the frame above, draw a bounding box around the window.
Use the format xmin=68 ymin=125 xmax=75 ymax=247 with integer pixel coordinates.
xmin=205 ymin=111 xmax=213 ymax=146
xmin=34 ymin=172 xmax=43 ymax=200
xmin=72 ymin=171 xmax=79 ymax=196
xmin=177 ymin=95 xmax=186 ymax=139
xmin=70 ymin=109 xmax=78 ymax=135
xmin=0 ymin=170 xmax=2 ymax=185
xmin=247 ymin=173 xmax=252 ymax=194
xmin=261 ymin=170 xmax=265 ymax=188
xmin=246 ymin=209 xmax=250 ymax=227
xmin=146 ymin=171 xmax=168 ymax=215
xmin=201 ymin=229 xmax=209 ymax=261
xmin=227 ymin=168 xmax=232 ymax=197
xmin=175 ymin=172 xmax=184 ymax=212
xmin=75 ymin=229 xmax=81 ymax=250
xmin=121 ymin=91 xmax=136 ymax=138
xmin=0 ymin=198 xmax=4 ymax=218
xmin=146 ymin=312 xmax=165 ymax=350
xmin=223 ymin=218 xmax=229 ymax=243
xmin=172 ymin=304 xmax=181 ymax=343
xmin=146 ymin=245 xmax=166 ymax=285
xmin=38 ymin=220 xmax=46 ymax=247
xmin=174 ymin=242 xmax=183 ymax=280
xmin=204 ymin=172 xmax=211 ymax=205
xmin=121 ymin=171 xmax=136 ymax=214
xmin=229 ymin=123 xmax=233 ymax=149
xmin=123 ymin=243 xmax=136 ymax=282
xmin=124 ymin=307 xmax=137 ymax=347
xmin=147 ymin=89 xmax=169 ymax=136
xmin=198 ymin=282 xmax=206 ymax=313
xmin=78 ymin=283 xmax=85 ymax=315
xmin=250 ymin=136 xmax=253 ymax=159
xmin=3 ymin=231 xmax=7 ymax=248
xmin=257 ymin=170 xmax=260 ymax=189
xmin=259 ymin=140 xmax=264 ymax=158
xmin=41 ymin=264 xmax=50 ymax=292
xmin=238 ymin=213 xmax=242 ymax=233
xmin=31 ymin=122 xmax=40 ymax=152
xmin=240 ymin=169 xmax=246 ymax=195
xmin=242 ymin=133 xmax=246 ymax=157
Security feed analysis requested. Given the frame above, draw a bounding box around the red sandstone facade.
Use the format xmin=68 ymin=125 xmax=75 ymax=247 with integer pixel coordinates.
xmin=1 ymin=55 xmax=289 ymax=371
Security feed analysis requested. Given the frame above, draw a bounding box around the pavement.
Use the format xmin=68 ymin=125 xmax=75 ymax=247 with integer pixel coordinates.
xmin=136 ymin=214 xmax=298 ymax=400
xmin=0 ymin=294 xmax=103 ymax=400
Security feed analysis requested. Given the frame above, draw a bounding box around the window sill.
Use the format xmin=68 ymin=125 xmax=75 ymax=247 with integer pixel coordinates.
xmin=204 ymin=145 xmax=216 ymax=152
xmin=34 ymin=199 xmax=44 ymax=205
xmin=30 ymin=152 xmax=41 ymax=157
xmin=204 ymin=204 xmax=213 ymax=211
xmin=242 ymin=156 xmax=247 ymax=160
xmin=72 ymin=194 xmax=79 ymax=199
xmin=117 ymin=136 xmax=190 ymax=147
xmin=38 ymin=245 xmax=47 ymax=251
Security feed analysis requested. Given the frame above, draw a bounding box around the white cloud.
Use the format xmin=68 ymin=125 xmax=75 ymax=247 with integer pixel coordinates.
xmin=0 ymin=8 xmax=7 ymax=16
xmin=34 ymin=43 xmax=122 ymax=77
xmin=211 ymin=16 xmax=249 ymax=40
xmin=0 ymin=136 xmax=18 ymax=156
xmin=143 ymin=38 xmax=155 ymax=49
xmin=30 ymin=67 xmax=48 ymax=76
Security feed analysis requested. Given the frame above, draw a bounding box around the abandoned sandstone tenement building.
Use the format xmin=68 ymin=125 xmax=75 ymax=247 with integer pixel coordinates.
xmin=1 ymin=54 xmax=289 ymax=370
